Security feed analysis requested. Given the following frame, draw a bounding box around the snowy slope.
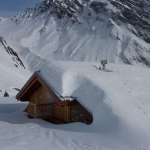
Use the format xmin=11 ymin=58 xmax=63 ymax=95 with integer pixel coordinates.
xmin=0 ymin=0 xmax=150 ymax=149
xmin=0 ymin=63 xmax=150 ymax=150
xmin=0 ymin=25 xmax=31 ymax=96
xmin=0 ymin=0 xmax=150 ymax=67
xmin=38 ymin=61 xmax=150 ymax=141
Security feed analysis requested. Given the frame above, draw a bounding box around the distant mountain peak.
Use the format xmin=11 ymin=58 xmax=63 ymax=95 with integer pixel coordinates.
xmin=5 ymin=0 xmax=150 ymax=66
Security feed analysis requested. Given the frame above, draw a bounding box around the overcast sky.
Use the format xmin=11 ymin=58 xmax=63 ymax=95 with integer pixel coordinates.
xmin=0 ymin=0 xmax=43 ymax=18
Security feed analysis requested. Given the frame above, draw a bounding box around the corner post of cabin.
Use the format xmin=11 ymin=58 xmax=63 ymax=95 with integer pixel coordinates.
xmin=34 ymin=104 xmax=37 ymax=118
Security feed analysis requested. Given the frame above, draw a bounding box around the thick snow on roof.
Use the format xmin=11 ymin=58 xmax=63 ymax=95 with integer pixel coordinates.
xmin=38 ymin=61 xmax=106 ymax=113
xmin=38 ymin=61 xmax=150 ymax=116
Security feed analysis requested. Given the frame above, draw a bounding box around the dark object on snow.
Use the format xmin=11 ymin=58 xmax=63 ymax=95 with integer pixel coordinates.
xmin=13 ymin=88 xmax=20 ymax=92
xmin=101 ymin=60 xmax=107 ymax=70
xmin=4 ymin=91 xmax=9 ymax=97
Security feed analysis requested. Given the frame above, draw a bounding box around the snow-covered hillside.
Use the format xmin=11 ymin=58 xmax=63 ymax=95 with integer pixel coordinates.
xmin=0 ymin=0 xmax=150 ymax=66
xmin=0 ymin=33 xmax=30 ymax=96
xmin=0 ymin=62 xmax=150 ymax=150
xmin=0 ymin=0 xmax=150 ymax=149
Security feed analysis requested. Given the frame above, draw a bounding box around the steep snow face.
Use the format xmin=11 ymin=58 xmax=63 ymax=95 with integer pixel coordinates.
xmin=0 ymin=0 xmax=149 ymax=67
xmin=0 ymin=29 xmax=31 ymax=96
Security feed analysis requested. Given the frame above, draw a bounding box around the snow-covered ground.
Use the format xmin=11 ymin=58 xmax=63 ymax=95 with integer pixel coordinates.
xmin=0 ymin=61 xmax=150 ymax=150
xmin=0 ymin=1 xmax=150 ymax=149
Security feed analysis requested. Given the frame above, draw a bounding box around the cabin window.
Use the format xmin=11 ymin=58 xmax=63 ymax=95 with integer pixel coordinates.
xmin=47 ymin=92 xmax=52 ymax=103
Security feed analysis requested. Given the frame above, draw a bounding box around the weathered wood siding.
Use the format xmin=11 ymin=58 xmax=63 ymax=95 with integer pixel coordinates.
xmin=29 ymin=85 xmax=71 ymax=124
xmin=53 ymin=103 xmax=71 ymax=124
xmin=30 ymin=85 xmax=46 ymax=105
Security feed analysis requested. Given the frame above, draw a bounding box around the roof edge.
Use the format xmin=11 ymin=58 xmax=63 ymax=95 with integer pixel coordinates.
xmin=73 ymin=100 xmax=93 ymax=123
xmin=16 ymin=72 xmax=37 ymax=100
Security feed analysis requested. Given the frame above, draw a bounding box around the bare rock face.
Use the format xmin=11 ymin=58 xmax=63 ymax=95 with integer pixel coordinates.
xmin=110 ymin=0 xmax=150 ymax=42
xmin=90 ymin=1 xmax=107 ymax=13
xmin=0 ymin=36 xmax=26 ymax=69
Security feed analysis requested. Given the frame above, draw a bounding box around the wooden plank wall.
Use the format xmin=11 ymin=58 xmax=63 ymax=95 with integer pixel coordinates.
xmin=53 ymin=103 xmax=71 ymax=124
xmin=30 ymin=85 xmax=46 ymax=105
xmin=29 ymin=85 xmax=71 ymax=124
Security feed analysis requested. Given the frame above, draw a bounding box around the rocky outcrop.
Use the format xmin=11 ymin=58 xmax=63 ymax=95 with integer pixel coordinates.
xmin=90 ymin=1 xmax=107 ymax=13
xmin=110 ymin=0 xmax=150 ymax=43
xmin=0 ymin=36 xmax=26 ymax=69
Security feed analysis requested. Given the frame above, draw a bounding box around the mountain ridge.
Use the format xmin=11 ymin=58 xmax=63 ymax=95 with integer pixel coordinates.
xmin=0 ymin=36 xmax=26 ymax=69
xmin=0 ymin=0 xmax=150 ymax=67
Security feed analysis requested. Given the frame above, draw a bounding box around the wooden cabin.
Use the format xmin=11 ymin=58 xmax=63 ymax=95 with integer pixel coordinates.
xmin=16 ymin=72 xmax=93 ymax=124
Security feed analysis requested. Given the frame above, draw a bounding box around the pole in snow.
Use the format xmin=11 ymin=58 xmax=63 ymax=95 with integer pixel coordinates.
xmin=101 ymin=60 xmax=107 ymax=70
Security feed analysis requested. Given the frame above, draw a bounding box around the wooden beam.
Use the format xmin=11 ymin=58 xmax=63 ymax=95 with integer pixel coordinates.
xmin=19 ymin=82 xmax=41 ymax=101
xmin=25 ymin=82 xmax=41 ymax=97
xmin=16 ymin=72 xmax=38 ymax=99
xmin=36 ymin=103 xmax=53 ymax=107
xmin=17 ymin=77 xmax=38 ymax=100
xmin=61 ymin=101 xmax=73 ymax=106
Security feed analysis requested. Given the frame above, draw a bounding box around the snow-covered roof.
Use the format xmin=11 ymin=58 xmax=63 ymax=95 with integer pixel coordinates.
xmin=36 ymin=71 xmax=77 ymax=102
xmin=37 ymin=61 xmax=103 ymax=113
xmin=37 ymin=60 xmax=150 ymax=115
